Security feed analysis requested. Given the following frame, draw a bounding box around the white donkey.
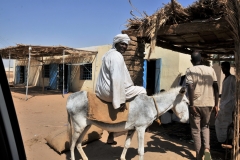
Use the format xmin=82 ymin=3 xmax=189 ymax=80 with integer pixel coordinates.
xmin=67 ymin=87 xmax=189 ymax=160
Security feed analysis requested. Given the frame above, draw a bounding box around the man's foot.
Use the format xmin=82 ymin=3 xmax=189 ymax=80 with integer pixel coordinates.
xmin=106 ymin=140 xmax=117 ymax=145
xmin=106 ymin=132 xmax=117 ymax=145
xmin=204 ymin=149 xmax=212 ymax=160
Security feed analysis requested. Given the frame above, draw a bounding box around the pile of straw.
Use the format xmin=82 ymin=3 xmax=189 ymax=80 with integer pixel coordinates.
xmin=126 ymin=0 xmax=228 ymax=56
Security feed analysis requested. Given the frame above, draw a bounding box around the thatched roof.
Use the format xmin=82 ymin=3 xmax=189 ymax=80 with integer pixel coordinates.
xmin=124 ymin=0 xmax=237 ymax=61
xmin=0 ymin=44 xmax=97 ymax=59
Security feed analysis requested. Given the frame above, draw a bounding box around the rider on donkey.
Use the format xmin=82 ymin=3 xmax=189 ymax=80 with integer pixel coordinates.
xmin=95 ymin=33 xmax=146 ymax=144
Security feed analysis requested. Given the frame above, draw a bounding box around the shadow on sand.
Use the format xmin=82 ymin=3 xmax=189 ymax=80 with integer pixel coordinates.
xmin=63 ymin=140 xmax=138 ymax=160
xmin=62 ymin=121 xmax=197 ymax=160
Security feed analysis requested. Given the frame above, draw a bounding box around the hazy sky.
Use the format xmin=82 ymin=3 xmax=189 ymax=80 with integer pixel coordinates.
xmin=0 ymin=0 xmax=196 ymax=49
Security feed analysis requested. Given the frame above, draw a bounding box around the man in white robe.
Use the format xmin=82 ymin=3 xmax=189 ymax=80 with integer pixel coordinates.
xmin=95 ymin=33 xmax=146 ymax=144
xmin=215 ymin=62 xmax=236 ymax=143
xmin=95 ymin=34 xmax=146 ymax=110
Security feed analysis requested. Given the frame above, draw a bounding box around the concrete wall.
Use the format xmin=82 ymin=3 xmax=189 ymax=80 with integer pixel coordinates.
xmin=74 ymin=44 xmax=192 ymax=92
xmin=16 ymin=44 xmax=192 ymax=93
xmin=28 ymin=65 xmax=41 ymax=86
xmin=71 ymin=45 xmax=111 ymax=92
xmin=15 ymin=60 xmax=41 ymax=86
xmin=5 ymin=60 xmax=15 ymax=83
xmin=76 ymin=44 xmax=192 ymax=93
xmin=145 ymin=46 xmax=192 ymax=90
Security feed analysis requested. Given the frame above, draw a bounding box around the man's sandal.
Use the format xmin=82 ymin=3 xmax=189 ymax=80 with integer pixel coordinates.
xmin=106 ymin=140 xmax=117 ymax=145
xmin=204 ymin=151 xmax=212 ymax=160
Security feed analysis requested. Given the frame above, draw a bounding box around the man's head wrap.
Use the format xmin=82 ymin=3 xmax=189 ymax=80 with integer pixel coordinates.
xmin=112 ymin=34 xmax=130 ymax=49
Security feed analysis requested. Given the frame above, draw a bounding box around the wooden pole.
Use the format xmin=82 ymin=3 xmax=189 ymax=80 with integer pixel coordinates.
xmin=8 ymin=52 xmax=11 ymax=83
xmin=42 ymin=56 xmax=44 ymax=93
xmin=25 ymin=47 xmax=31 ymax=101
xmin=233 ymin=0 xmax=240 ymax=159
xmin=62 ymin=50 xmax=65 ymax=98
xmin=93 ymin=53 xmax=98 ymax=92
xmin=233 ymin=42 xmax=239 ymax=160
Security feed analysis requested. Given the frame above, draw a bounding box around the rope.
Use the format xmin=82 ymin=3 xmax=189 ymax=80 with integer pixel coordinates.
xmin=152 ymin=96 xmax=161 ymax=125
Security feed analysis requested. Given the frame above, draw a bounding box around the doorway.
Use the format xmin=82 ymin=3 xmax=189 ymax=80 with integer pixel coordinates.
xmin=143 ymin=59 xmax=162 ymax=96
xmin=15 ymin=66 xmax=25 ymax=84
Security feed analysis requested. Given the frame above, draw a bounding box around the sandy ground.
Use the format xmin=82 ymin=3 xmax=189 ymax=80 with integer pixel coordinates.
xmin=11 ymin=87 xmax=224 ymax=160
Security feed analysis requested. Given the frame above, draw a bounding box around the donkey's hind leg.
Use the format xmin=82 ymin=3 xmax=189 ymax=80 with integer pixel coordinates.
xmin=120 ymin=130 xmax=135 ymax=160
xmin=76 ymin=125 xmax=91 ymax=160
xmin=70 ymin=128 xmax=81 ymax=160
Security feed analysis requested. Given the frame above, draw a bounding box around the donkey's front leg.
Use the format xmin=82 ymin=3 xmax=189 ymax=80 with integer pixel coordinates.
xmin=120 ymin=130 xmax=135 ymax=160
xmin=136 ymin=126 xmax=146 ymax=160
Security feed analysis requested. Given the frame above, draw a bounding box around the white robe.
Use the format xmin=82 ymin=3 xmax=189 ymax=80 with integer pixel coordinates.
xmin=95 ymin=49 xmax=146 ymax=109
xmin=215 ymin=75 xmax=236 ymax=142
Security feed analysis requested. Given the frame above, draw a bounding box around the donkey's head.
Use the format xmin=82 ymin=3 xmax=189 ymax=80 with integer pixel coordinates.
xmin=171 ymin=87 xmax=189 ymax=123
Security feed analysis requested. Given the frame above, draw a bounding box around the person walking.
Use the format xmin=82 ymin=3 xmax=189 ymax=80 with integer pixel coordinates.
xmin=185 ymin=51 xmax=219 ymax=160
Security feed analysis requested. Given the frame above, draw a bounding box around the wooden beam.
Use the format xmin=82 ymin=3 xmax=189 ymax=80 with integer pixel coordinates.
xmin=203 ymin=51 xmax=235 ymax=55
xmin=157 ymin=18 xmax=232 ymax=36
xmin=172 ymin=40 xmax=234 ymax=46
xmin=200 ymin=49 xmax=235 ymax=53
xmin=184 ymin=45 xmax=234 ymax=50
xmin=156 ymin=41 xmax=192 ymax=54
xmin=123 ymin=18 xmax=232 ymax=38
xmin=206 ymin=58 xmax=235 ymax=61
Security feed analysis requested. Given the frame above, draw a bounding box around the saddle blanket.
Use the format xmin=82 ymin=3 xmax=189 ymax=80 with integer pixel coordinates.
xmin=87 ymin=92 xmax=129 ymax=124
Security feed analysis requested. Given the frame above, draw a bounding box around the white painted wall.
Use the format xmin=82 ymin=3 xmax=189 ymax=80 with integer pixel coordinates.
xmin=145 ymin=46 xmax=192 ymax=90
xmin=71 ymin=45 xmax=111 ymax=92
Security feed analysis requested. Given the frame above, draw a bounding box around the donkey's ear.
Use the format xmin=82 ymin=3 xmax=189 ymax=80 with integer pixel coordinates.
xmin=179 ymin=87 xmax=186 ymax=94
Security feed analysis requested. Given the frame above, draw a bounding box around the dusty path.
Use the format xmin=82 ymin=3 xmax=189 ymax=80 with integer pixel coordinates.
xmin=11 ymin=88 xmax=224 ymax=160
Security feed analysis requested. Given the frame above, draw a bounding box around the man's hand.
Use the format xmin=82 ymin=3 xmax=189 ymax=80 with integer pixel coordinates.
xmin=189 ymin=106 xmax=199 ymax=116
xmin=119 ymin=103 xmax=127 ymax=112
xmin=214 ymin=106 xmax=219 ymax=118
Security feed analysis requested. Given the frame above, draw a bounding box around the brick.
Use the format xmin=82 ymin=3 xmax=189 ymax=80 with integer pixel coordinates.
xmin=126 ymin=45 xmax=137 ymax=51
xmin=123 ymin=51 xmax=136 ymax=56
xmin=129 ymin=36 xmax=137 ymax=42
xmin=125 ymin=59 xmax=144 ymax=65
xmin=129 ymin=40 xmax=138 ymax=46
xmin=128 ymin=65 xmax=142 ymax=71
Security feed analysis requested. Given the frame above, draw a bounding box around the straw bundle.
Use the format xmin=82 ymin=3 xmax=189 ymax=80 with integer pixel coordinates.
xmin=126 ymin=0 xmax=228 ymax=58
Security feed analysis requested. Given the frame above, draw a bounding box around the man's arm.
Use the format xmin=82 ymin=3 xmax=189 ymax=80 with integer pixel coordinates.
xmin=185 ymin=69 xmax=199 ymax=116
xmin=187 ymin=83 xmax=200 ymax=116
xmin=213 ymin=82 xmax=219 ymax=117
xmin=110 ymin=54 xmax=126 ymax=109
xmin=187 ymin=83 xmax=194 ymax=106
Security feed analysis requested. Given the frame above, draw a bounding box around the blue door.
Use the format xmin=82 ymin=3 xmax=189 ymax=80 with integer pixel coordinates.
xmin=142 ymin=60 xmax=147 ymax=89
xmin=49 ymin=64 xmax=58 ymax=90
xmin=154 ymin=59 xmax=162 ymax=93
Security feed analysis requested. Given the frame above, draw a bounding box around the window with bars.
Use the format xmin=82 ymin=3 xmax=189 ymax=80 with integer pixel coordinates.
xmin=80 ymin=63 xmax=92 ymax=80
xmin=42 ymin=65 xmax=50 ymax=78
